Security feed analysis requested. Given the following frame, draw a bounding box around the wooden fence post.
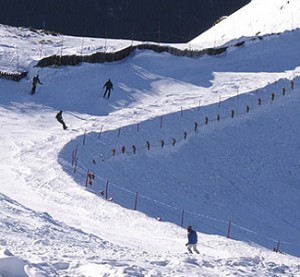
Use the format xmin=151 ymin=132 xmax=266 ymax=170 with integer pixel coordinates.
xmin=72 ymin=146 xmax=78 ymax=166
xmin=83 ymin=130 xmax=86 ymax=146
xmin=105 ymin=180 xmax=109 ymax=200
xmin=181 ymin=209 xmax=185 ymax=227
xmin=85 ymin=170 xmax=89 ymax=187
xmin=227 ymin=220 xmax=231 ymax=238
xmin=121 ymin=146 xmax=126 ymax=154
xmin=258 ymin=98 xmax=261 ymax=106
xmin=72 ymin=150 xmax=75 ymax=166
xmin=275 ymin=240 xmax=280 ymax=253
xmin=132 ymin=145 xmax=136 ymax=154
xmin=172 ymin=138 xmax=176 ymax=146
xmin=194 ymin=122 xmax=199 ymax=132
xmin=98 ymin=125 xmax=103 ymax=139
xmin=73 ymin=157 xmax=78 ymax=174
xmin=134 ymin=192 xmax=138 ymax=210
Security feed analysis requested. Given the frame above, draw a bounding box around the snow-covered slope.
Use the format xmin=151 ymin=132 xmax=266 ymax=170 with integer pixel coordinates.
xmin=1 ymin=0 xmax=300 ymax=276
xmin=190 ymin=0 xmax=300 ymax=49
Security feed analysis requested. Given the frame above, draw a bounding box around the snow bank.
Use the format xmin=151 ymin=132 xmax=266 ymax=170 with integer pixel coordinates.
xmin=0 ymin=248 xmax=47 ymax=277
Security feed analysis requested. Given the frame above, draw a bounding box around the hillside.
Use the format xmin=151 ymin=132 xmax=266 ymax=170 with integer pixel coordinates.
xmin=1 ymin=0 xmax=300 ymax=276
xmin=190 ymin=0 xmax=300 ymax=49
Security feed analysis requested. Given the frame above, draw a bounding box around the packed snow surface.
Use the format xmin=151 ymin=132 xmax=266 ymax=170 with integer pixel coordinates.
xmin=1 ymin=0 xmax=300 ymax=276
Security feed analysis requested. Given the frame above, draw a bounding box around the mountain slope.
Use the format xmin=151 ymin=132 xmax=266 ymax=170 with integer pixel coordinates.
xmin=190 ymin=0 xmax=300 ymax=49
xmin=0 ymin=0 xmax=300 ymax=276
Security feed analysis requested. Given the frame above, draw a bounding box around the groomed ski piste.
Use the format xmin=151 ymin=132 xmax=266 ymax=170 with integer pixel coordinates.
xmin=1 ymin=0 xmax=300 ymax=276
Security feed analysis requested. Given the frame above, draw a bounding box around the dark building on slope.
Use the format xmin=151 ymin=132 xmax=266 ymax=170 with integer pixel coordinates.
xmin=0 ymin=0 xmax=250 ymax=43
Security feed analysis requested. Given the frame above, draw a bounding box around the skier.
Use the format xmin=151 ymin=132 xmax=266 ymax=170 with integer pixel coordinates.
xmin=31 ymin=74 xmax=43 ymax=95
xmin=103 ymin=79 xmax=113 ymax=99
xmin=55 ymin=111 xmax=68 ymax=130
xmin=185 ymin=225 xmax=200 ymax=254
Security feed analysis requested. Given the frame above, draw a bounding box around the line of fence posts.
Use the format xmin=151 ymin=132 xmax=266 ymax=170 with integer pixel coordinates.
xmin=85 ymin=79 xmax=296 ymax=160
xmin=82 ymin=171 xmax=285 ymax=254
xmin=94 ymin=80 xmax=296 ymax=161
xmin=104 ymin=80 xmax=295 ymax=158
xmin=73 ymin=78 xmax=296 ymax=252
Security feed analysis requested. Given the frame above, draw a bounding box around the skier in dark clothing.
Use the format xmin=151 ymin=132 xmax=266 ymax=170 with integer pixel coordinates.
xmin=31 ymin=74 xmax=43 ymax=95
xmin=103 ymin=79 xmax=113 ymax=99
xmin=185 ymin=225 xmax=200 ymax=254
xmin=55 ymin=111 xmax=68 ymax=130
